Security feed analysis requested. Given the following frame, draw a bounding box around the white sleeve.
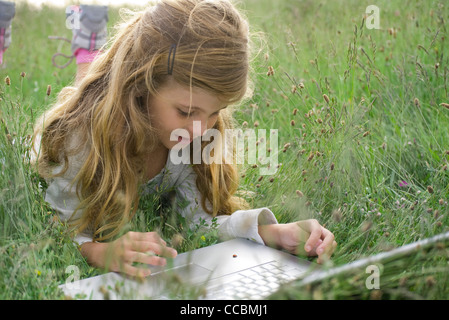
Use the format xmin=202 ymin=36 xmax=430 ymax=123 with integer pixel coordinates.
xmin=44 ymin=155 xmax=94 ymax=246
xmin=171 ymin=164 xmax=278 ymax=245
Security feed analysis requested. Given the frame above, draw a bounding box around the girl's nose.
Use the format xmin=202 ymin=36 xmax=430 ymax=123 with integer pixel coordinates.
xmin=189 ymin=120 xmax=208 ymax=138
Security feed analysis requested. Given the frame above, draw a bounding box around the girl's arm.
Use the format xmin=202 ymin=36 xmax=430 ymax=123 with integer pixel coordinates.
xmin=44 ymin=149 xmax=176 ymax=277
xmin=170 ymin=163 xmax=337 ymax=262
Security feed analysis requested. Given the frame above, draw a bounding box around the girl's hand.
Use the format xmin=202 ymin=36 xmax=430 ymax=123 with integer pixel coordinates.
xmin=259 ymin=219 xmax=337 ymax=264
xmin=81 ymin=231 xmax=177 ymax=278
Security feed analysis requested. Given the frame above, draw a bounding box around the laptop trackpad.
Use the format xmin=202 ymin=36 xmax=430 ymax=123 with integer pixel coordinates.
xmin=153 ymin=263 xmax=212 ymax=284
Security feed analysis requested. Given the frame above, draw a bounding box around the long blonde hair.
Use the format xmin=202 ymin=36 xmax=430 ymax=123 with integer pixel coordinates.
xmin=34 ymin=0 xmax=251 ymax=241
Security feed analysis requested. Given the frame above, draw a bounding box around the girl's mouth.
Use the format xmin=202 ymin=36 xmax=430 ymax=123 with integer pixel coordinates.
xmin=177 ymin=135 xmax=192 ymax=144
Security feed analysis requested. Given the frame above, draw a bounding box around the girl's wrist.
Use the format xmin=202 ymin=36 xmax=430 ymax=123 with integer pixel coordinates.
xmin=258 ymin=224 xmax=281 ymax=248
xmin=79 ymin=241 xmax=108 ymax=269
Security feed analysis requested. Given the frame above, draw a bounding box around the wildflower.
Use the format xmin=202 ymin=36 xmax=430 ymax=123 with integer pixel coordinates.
xmin=427 ymin=185 xmax=434 ymax=194
xmin=253 ymin=121 xmax=259 ymax=127
xmin=439 ymin=199 xmax=444 ymax=206
xmin=292 ymin=108 xmax=298 ymax=115
xmin=330 ymin=163 xmax=335 ymax=170
xmin=200 ymin=235 xmax=206 ymax=242
xmin=34 ymin=269 xmax=41 ymax=276
xmin=266 ymin=66 xmax=274 ymax=76
xmin=298 ymin=82 xmax=305 ymax=89
xmin=290 ymin=120 xmax=295 ymax=126
xmin=5 ymin=76 xmax=10 ymax=86
xmin=398 ymin=180 xmax=409 ymax=187
xmin=20 ymin=72 xmax=26 ymax=78
xmin=46 ymin=85 xmax=52 ymax=96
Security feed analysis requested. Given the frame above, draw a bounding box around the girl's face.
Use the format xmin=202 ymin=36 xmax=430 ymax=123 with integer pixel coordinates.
xmin=147 ymin=78 xmax=227 ymax=150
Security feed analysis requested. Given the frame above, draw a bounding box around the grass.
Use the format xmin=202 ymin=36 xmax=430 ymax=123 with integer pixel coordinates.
xmin=1 ymin=0 xmax=449 ymax=299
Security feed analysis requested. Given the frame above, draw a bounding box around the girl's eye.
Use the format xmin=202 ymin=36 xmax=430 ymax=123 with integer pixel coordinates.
xmin=177 ymin=109 xmax=191 ymax=117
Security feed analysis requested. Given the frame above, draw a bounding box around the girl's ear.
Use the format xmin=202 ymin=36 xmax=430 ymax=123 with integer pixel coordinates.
xmin=137 ymin=96 xmax=147 ymax=110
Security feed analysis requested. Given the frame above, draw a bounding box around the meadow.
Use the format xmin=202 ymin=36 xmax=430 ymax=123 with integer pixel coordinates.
xmin=0 ymin=0 xmax=448 ymax=299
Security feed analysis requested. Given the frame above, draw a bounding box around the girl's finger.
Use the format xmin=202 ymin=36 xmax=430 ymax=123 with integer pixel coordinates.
xmin=125 ymin=250 xmax=168 ymax=267
xmin=301 ymin=220 xmax=323 ymax=253
xmin=122 ymin=263 xmax=152 ymax=278
xmin=131 ymin=241 xmax=177 ymax=258
xmin=316 ymin=227 xmax=335 ymax=256
xmin=127 ymin=231 xmax=166 ymax=246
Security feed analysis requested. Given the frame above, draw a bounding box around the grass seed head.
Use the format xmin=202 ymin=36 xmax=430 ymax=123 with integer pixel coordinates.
xmin=440 ymin=102 xmax=449 ymax=109
xmin=5 ymin=76 xmax=10 ymax=86
xmin=323 ymin=94 xmax=330 ymax=104
xmin=291 ymin=85 xmax=297 ymax=93
xmin=414 ymin=98 xmax=420 ymax=107
xmin=307 ymin=152 xmax=314 ymax=161
xmin=296 ymin=190 xmax=304 ymax=197
xmin=427 ymin=185 xmax=434 ymax=193
xmin=46 ymin=85 xmax=52 ymax=96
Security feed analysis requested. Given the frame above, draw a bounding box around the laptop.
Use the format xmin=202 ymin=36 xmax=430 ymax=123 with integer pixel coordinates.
xmin=60 ymin=238 xmax=317 ymax=300
xmin=60 ymin=230 xmax=449 ymax=300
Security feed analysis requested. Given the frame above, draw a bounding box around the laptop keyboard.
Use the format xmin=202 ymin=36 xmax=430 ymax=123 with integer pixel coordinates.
xmin=203 ymin=261 xmax=305 ymax=300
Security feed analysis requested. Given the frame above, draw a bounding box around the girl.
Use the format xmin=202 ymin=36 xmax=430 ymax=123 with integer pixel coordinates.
xmin=34 ymin=0 xmax=337 ymax=278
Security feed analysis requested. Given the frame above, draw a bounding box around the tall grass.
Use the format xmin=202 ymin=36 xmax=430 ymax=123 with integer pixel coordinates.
xmin=0 ymin=0 xmax=448 ymax=299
